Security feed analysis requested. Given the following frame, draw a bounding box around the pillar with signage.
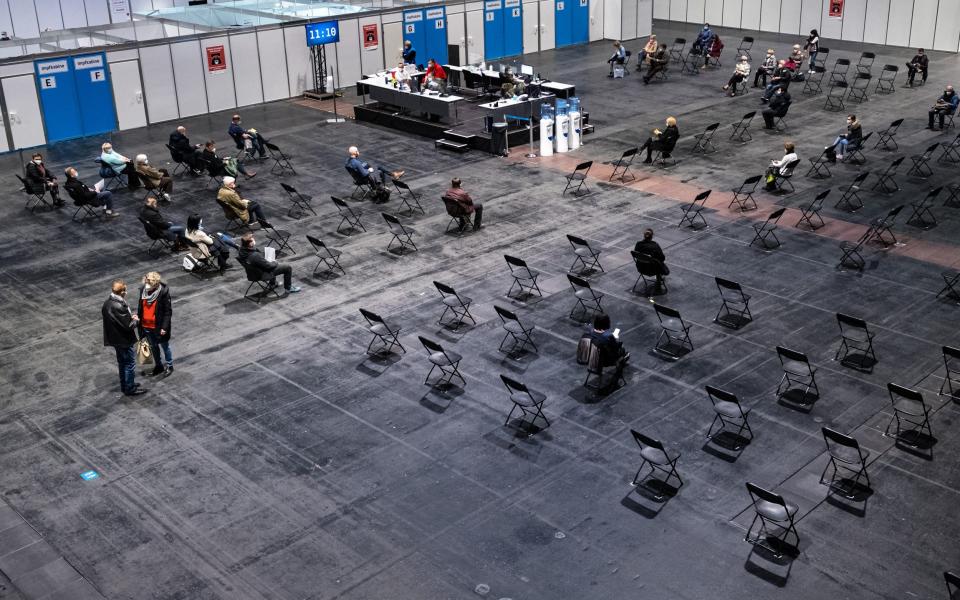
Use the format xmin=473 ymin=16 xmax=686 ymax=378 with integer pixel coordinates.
xmin=34 ymin=52 xmax=116 ymax=143
xmin=403 ymin=7 xmax=448 ymax=66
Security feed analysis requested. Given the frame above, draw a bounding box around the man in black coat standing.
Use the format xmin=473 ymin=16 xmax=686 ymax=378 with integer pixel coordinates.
xmin=102 ymin=280 xmax=147 ymax=396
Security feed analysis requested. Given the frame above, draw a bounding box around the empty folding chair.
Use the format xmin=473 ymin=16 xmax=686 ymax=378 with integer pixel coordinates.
xmin=874 ymin=118 xmax=903 ymax=151
xmin=705 ymin=385 xmax=753 ymax=449
xmin=494 ymin=305 xmax=537 ymax=356
xmin=392 ymin=179 xmax=425 ymax=215
xmin=835 ymin=172 xmax=869 ymax=212
xmin=848 ymin=72 xmax=872 ymax=103
xmin=874 ymin=64 xmax=898 ymax=94
xmin=837 ymin=227 xmax=873 ymax=271
xmin=264 ymin=142 xmax=295 ymax=175
xmin=819 ymin=428 xmax=872 ymax=498
xmin=678 ymin=189 xmax=711 ymax=229
xmin=418 ymin=336 xmax=465 ymax=389
xmin=884 ymin=383 xmax=933 ymax=446
xmin=907 ymin=187 xmax=941 ymax=229
xmin=844 ymin=132 xmax=872 ymax=164
xmin=776 ymin=346 xmax=819 ymax=404
xmin=504 ymin=255 xmax=542 ymax=299
xmin=940 ymin=346 xmax=960 ymax=396
xmin=383 ymin=212 xmax=417 ymax=253
xmin=501 ymin=375 xmax=549 ymax=432
xmin=802 ymin=65 xmax=827 ymax=95
xmin=306 ymin=235 xmax=345 ymax=277
xmin=835 ymin=313 xmax=877 ymax=372
xmin=15 ymin=174 xmax=52 ymax=213
xmin=907 ymin=143 xmax=939 ymax=178
xmin=853 ymin=51 xmax=874 ymax=75
xmin=937 ymin=132 xmax=960 ymax=164
xmin=631 ymin=251 xmax=669 ymax=296
xmin=813 ymin=47 xmax=829 ymax=69
xmin=749 ymin=207 xmax=786 ymax=250
xmin=806 ymin=143 xmax=839 ymax=178
xmin=434 ymin=281 xmax=475 ymax=330
xmin=938 ymin=274 xmax=960 ymax=304
xmin=824 ymin=80 xmax=848 ymax=111
xmin=727 ymin=175 xmax=760 ymax=212
xmin=609 ymin=147 xmax=638 ymax=182
xmin=729 ymin=111 xmax=756 ymax=143
xmin=562 ymin=161 xmax=592 ymax=196
xmin=653 ymin=303 xmax=693 ymax=358
xmin=359 ymin=308 xmax=405 ymax=355
xmin=872 ymin=157 xmax=904 ymax=193
xmin=829 ymin=58 xmax=850 ymax=84
xmin=262 ymin=222 xmax=295 ymax=256
xmin=346 ymin=167 xmax=373 ymax=200
xmin=567 ymin=234 xmax=603 ymax=275
xmin=668 ymin=38 xmax=686 ymax=63
xmin=796 ymin=189 xmax=830 ymax=230
xmin=770 ymin=159 xmax=800 ymax=193
xmin=714 ymin=277 xmax=752 ymax=329
xmin=280 ymin=183 xmax=316 ymax=217
xmin=691 ymin=123 xmax=720 ymax=154
xmin=736 ymin=36 xmax=753 ymax=60
xmin=744 ymin=483 xmax=800 ymax=558
xmin=630 ymin=430 xmax=683 ymax=500
xmin=867 ymin=205 xmax=904 ymax=246
xmin=946 ymin=571 xmax=960 ymax=599
xmin=945 ymin=183 xmax=960 ymax=207
xmin=332 ymin=196 xmax=365 ymax=235
xmin=567 ymin=274 xmax=604 ymax=321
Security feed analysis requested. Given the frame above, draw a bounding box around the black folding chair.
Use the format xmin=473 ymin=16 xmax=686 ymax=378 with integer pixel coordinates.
xmin=501 ymin=375 xmax=549 ymax=432
xmin=749 ymin=207 xmax=786 ymax=250
xmin=199 ymin=155 xmax=224 ymax=190
xmin=383 ymin=213 xmax=417 ymax=253
xmin=610 ymin=147 xmax=638 ymax=182
xmin=681 ymin=49 xmax=702 ymax=75
xmin=562 ymin=161 xmax=592 ymax=196
xmin=855 ymin=51 xmax=875 ymax=75
xmin=630 ymin=430 xmax=683 ymax=500
xmin=504 ymin=255 xmax=542 ymax=299
xmin=631 ymin=251 xmax=669 ymax=296
xmin=346 ymin=167 xmax=373 ymax=200
xmin=871 ymin=157 xmax=903 ymax=193
xmin=280 ymin=182 xmax=316 ymax=217
xmin=867 ymin=205 xmax=904 ymax=246
xmin=770 ymin=159 xmax=800 ymax=193
xmin=216 ymin=198 xmax=251 ymax=234
xmin=806 ymin=143 xmax=839 ymax=178
xmin=874 ymin=64 xmax=898 ymax=94
xmin=15 ymin=174 xmax=52 ymax=213
xmin=705 ymin=385 xmax=753 ymax=449
xmin=937 ymin=132 xmax=960 ymax=164
xmin=434 ymin=281 xmax=475 ymax=330
xmin=238 ymin=256 xmax=282 ymax=304
xmin=165 ymin=143 xmax=191 ymax=176
xmin=714 ymin=277 xmax=752 ymax=329
xmin=70 ymin=198 xmax=102 ymax=224
xmin=332 ymin=196 xmax=365 ymax=235
xmin=653 ymin=303 xmax=693 ymax=358
xmin=668 ymin=38 xmax=686 ymax=63
xmin=848 ymin=72 xmax=872 ymax=103
xmin=907 ymin=187 xmax=941 ymax=229
xmin=95 ymin=158 xmax=126 ymax=191
xmin=730 ymin=111 xmax=756 ymax=143
xmin=138 ymin=216 xmax=175 ymax=255
xmin=776 ymin=346 xmax=819 ymax=404
xmin=262 ymin=222 xmax=295 ymax=256
xmin=940 ymin=346 xmax=960 ymax=396
xmin=907 ymin=143 xmax=939 ymax=178
xmin=945 ymin=183 xmax=960 ymax=207
xmin=567 ymin=234 xmax=603 ymax=275
xmin=874 ymin=118 xmax=903 ymax=151
xmin=727 ymin=175 xmax=760 ymax=212
xmin=182 ymin=238 xmax=219 ymax=278
xmin=844 ymin=132 xmax=872 ymax=164
xmin=938 ymin=274 xmax=960 ymax=304
xmin=678 ymin=189 xmax=711 ymax=229
xmin=359 ymin=308 xmax=405 ymax=355
xmin=884 ymin=383 xmax=933 ymax=447
xmin=442 ymin=196 xmax=472 ymax=235
xmin=802 ymin=65 xmax=826 ymax=95
xmin=813 ymin=47 xmax=830 ymax=69
xmin=418 ymin=336 xmax=465 ymax=389
xmin=837 ymin=227 xmax=873 ymax=271
xmin=393 ymin=179 xmax=425 ymax=215
xmin=567 ymin=274 xmax=604 ymax=321
xmin=820 ymin=428 xmax=872 ymax=499
xmin=264 ymin=142 xmax=295 ymax=175
xmin=744 ymin=483 xmax=800 ymax=558
xmin=691 ymin=123 xmax=720 ymax=154
xmin=306 ymin=235 xmax=344 ymax=277
xmin=796 ymin=189 xmax=830 ymax=230
xmin=824 ymin=80 xmax=848 ymax=111
xmin=737 ymin=36 xmax=753 ymax=61
xmin=835 ymin=313 xmax=877 ymax=372
xmin=835 ymin=172 xmax=869 ymax=212
xmin=494 ymin=305 xmax=537 ymax=356
xmin=829 ymin=58 xmax=850 ymax=85
xmin=945 ymin=572 xmax=960 ymax=599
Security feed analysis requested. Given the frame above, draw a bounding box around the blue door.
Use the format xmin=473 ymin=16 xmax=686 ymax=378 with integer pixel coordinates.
xmin=484 ymin=1 xmax=504 ymax=61
xmin=572 ymin=0 xmax=589 ymax=45
xmin=73 ymin=53 xmax=116 ymax=137
xmin=424 ymin=6 xmax=449 ymax=65
xmin=35 ymin=57 xmax=84 ymax=142
xmin=555 ymin=0 xmax=571 ymax=47
xmin=503 ymin=0 xmax=523 ymax=57
xmin=403 ymin=9 xmax=427 ymax=67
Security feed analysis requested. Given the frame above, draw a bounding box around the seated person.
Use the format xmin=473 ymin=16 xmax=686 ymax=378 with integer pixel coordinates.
xmin=907 ymin=48 xmax=929 ymax=86
xmin=402 ymin=40 xmax=416 ymax=65
xmin=642 ymin=43 xmax=668 ymax=84
xmin=633 ymin=228 xmax=669 ymax=288
xmin=765 ymin=141 xmax=799 ymax=190
xmin=24 ymin=152 xmax=63 ymax=206
xmin=762 ymin=86 xmax=791 ymax=129
xmin=761 ymin=61 xmax=792 ymax=101
xmin=637 ymin=34 xmax=658 ymax=68
xmin=168 ymin=126 xmax=203 ymax=173
xmin=443 ymin=177 xmax=482 ymax=231
xmin=185 ymin=213 xmax=231 ymax=273
xmin=228 ymin=114 xmax=267 ymax=158
xmin=134 ymin=154 xmax=173 ymax=202
xmin=754 ymin=49 xmax=777 ymax=87
xmin=827 ymin=114 xmax=862 ymax=162
xmin=928 ymin=85 xmax=959 ymax=130
xmin=607 ymin=40 xmax=626 ymax=76
xmin=100 ymin=142 xmax=140 ymax=190
xmin=201 ymin=140 xmax=255 ymax=178
xmin=139 ymin=195 xmax=186 ymax=247
xmin=640 ymin=117 xmax=680 ymax=163
xmin=499 ymin=66 xmax=525 ymax=96
xmin=422 ymin=58 xmax=447 ymax=92
xmin=237 ymin=233 xmax=300 ymax=295
xmin=346 ymin=146 xmax=403 ymax=188
xmin=787 ymin=44 xmax=804 ymax=69
xmin=723 ymin=56 xmax=751 ymax=95
xmin=217 ymin=176 xmax=272 ymax=228
xmin=701 ymin=34 xmax=723 ymax=68
xmin=691 ymin=23 xmax=713 ymax=55
xmin=64 ymin=167 xmax=118 ymax=218
xmin=576 ymin=314 xmax=630 ymax=394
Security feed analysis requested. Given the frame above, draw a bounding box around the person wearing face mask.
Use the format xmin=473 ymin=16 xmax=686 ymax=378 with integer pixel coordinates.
xmin=137 ymin=272 xmax=173 ymax=378
xmin=826 ymin=115 xmax=862 ymax=162
xmin=140 ymin=195 xmax=187 ymax=249
xmin=906 ymin=48 xmax=929 ymax=87
xmin=24 ymin=153 xmax=63 ymax=207
xmin=134 ymin=154 xmax=173 ymax=202
xmin=928 ymin=85 xmax=959 ymax=130
xmin=754 ymin=49 xmax=777 ymax=88
xmin=64 ymin=167 xmax=118 ymax=218
xmin=237 ymin=233 xmax=301 ymax=296
xmin=228 ymin=114 xmax=267 ymax=158
xmin=102 ymin=279 xmax=146 ymax=396
xmin=217 ymin=176 xmax=273 ymax=228
xmin=803 ymin=29 xmax=819 ymax=73
xmin=723 ymin=56 xmax=751 ymax=96
xmin=402 ymin=40 xmax=416 ymax=65
xmin=100 ymin=142 xmax=141 ymax=190
xmin=201 ymin=140 xmax=255 ymax=179
xmin=185 ymin=213 xmax=232 ymax=274
xmin=692 ymin=23 xmax=713 ymax=55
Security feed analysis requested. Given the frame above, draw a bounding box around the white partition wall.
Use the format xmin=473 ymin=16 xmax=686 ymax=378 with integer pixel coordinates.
xmin=622 ymin=0 xmax=638 ymax=40
xmin=229 ymin=32 xmax=264 ymax=108
xmin=704 ymin=0 xmax=722 ymax=26
xmin=465 ymin=7 xmax=484 ymax=63
xmin=669 ymin=0 xmax=686 ymax=21
xmin=335 ymin=18 xmax=362 ymax=87
xmin=686 ymin=0 xmax=704 ymax=23
xmin=778 ymin=0 xmax=801 ymax=35
xmin=886 ymin=0 xmax=913 ymax=47
xmin=200 ymin=36 xmax=235 ymax=113
xmin=381 ymin=19 xmax=404 ymax=67
xmin=2 ymin=74 xmax=45 ymax=149
xmin=447 ymin=7 xmax=467 ymax=64
xmin=638 ymin=0 xmax=652 ymax=36
xmin=839 ymin=0 xmax=867 ymax=41
xmin=283 ymin=26 xmax=311 ymax=97
xmin=590 ymin=0 xmax=604 ymax=41
xmin=760 ymin=0 xmax=781 ymax=32
xmin=653 ymin=0 xmax=668 ymax=19
xmin=722 ymin=0 xmax=741 ymax=28
xmin=933 ymin=0 xmax=960 ymax=51
xmin=538 ymin=0 xmax=554 ymax=50
xmin=522 ymin=0 xmax=539 ymax=53
xmin=820 ymin=1 xmax=843 ymax=40
xmin=170 ymin=40 xmax=207 ymax=117
xmin=909 ymin=0 xmax=937 ymax=50
xmin=257 ymin=28 xmax=289 ymax=102
xmin=109 ymin=59 xmax=148 ymax=130
xmin=358 ymin=15 xmax=385 ymax=73
xmin=604 ymin=0 xmax=622 ymax=40
xmin=741 ymin=0 xmax=761 ymax=31
xmin=138 ymin=44 xmax=179 ymax=122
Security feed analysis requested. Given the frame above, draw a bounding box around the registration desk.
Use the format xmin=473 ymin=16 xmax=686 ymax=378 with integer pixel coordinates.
xmin=357 ymin=76 xmax=465 ymax=124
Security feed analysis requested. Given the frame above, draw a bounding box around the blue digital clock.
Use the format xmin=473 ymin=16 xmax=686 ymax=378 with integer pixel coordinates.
xmin=305 ymin=21 xmax=340 ymax=46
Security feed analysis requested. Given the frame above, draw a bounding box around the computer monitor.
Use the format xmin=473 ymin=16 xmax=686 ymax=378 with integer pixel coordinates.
xmin=520 ymin=64 xmax=534 ymax=76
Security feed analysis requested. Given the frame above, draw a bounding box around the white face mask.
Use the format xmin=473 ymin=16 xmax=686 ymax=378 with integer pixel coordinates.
xmin=33 ymin=159 xmax=42 ymax=164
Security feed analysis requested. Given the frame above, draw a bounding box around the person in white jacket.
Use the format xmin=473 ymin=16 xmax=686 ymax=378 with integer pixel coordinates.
xmin=723 ymin=56 xmax=752 ymax=96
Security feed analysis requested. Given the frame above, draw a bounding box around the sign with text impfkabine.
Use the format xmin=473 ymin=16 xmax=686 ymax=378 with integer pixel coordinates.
xmin=363 ymin=24 xmax=378 ymax=50
xmin=306 ymin=20 xmax=340 ymax=46
xmin=206 ymin=45 xmax=227 ymax=72
xmin=829 ymin=0 xmax=844 ymax=17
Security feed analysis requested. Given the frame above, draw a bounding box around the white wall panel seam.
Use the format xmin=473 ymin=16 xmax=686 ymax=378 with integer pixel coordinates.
xmin=165 ymin=44 xmax=180 ymax=118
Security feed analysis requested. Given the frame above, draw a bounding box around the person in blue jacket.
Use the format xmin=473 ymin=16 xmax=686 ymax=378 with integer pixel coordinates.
xmin=928 ymin=85 xmax=959 ymax=130
xmin=402 ymin=40 xmax=416 ymax=65
xmin=692 ymin=23 xmax=713 ymax=54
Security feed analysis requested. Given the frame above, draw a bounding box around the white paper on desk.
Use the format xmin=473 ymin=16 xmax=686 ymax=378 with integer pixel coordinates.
xmin=264 ymin=246 xmax=276 ymax=262
xmin=94 ymin=179 xmax=105 ymax=192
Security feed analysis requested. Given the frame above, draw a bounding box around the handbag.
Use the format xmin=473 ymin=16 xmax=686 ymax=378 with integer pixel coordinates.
xmin=136 ymin=337 xmax=153 ymax=366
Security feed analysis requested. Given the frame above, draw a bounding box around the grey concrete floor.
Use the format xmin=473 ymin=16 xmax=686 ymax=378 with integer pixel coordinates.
xmin=1 ymin=21 xmax=959 ymax=600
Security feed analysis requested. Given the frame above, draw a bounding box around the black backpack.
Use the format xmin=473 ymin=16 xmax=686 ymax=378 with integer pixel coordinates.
xmin=374 ymin=186 xmax=391 ymax=203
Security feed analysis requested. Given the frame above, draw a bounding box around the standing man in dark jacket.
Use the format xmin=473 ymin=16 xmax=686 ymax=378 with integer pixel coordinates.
xmin=237 ymin=233 xmax=301 ymax=296
xmin=906 ymin=48 xmax=929 ymax=87
xmin=102 ymin=280 xmax=146 ymax=396
xmin=169 ymin=126 xmax=203 ymax=173
xmin=138 ymin=272 xmax=173 ymax=378
xmin=63 ymin=167 xmax=118 ymax=218
xmin=25 ymin=153 xmax=63 ymax=207
xmin=640 ymin=117 xmax=680 ymax=163
xmin=443 ymin=178 xmax=483 ymax=231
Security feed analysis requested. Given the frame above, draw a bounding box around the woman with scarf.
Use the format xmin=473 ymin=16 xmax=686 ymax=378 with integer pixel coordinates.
xmin=138 ymin=272 xmax=173 ymax=377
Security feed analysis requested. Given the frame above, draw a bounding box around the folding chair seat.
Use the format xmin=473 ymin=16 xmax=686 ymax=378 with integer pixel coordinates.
xmin=392 ymin=179 xmax=425 ymax=215
xmin=871 ymin=157 xmax=903 ymax=193
xmin=946 ymin=571 xmax=960 ymax=599
xmin=678 ymin=189 xmax=711 ymax=229
xmin=944 ymin=183 xmax=960 ymax=207
xmin=95 ymin=158 xmax=126 ymax=191
xmin=359 ymin=308 xmax=405 ymax=356
xmin=668 ymin=38 xmax=686 ymax=64
xmin=306 ymin=235 xmax=345 ymax=277
xmin=801 ymin=65 xmax=826 ymax=95
xmin=820 ymin=428 xmax=872 ymax=499
xmin=264 ymin=142 xmax=295 ymax=175
xmin=867 ymin=205 xmax=904 ymax=246
xmin=653 ymin=303 xmax=693 ymax=358
xmin=770 ymin=159 xmax=800 ymax=193
xmin=937 ymin=132 xmax=960 ymax=164
xmin=847 ymin=72 xmax=871 ymax=103
xmin=630 ymin=430 xmax=683 ymax=500
xmin=280 ymin=183 xmax=316 ymax=217
xmin=652 ymin=148 xmax=677 ymax=167
xmin=262 ymin=222 xmax=295 ymax=256
xmin=824 ymin=81 xmax=848 ymax=111
xmin=835 ymin=172 xmax=869 ymax=212
xmin=238 ymin=257 xmax=282 ymax=304
xmin=806 ymin=143 xmax=839 ymax=178
xmin=837 ymin=227 xmax=873 ymax=271
xmin=874 ymin=64 xmax=898 ymax=94
xmin=331 ymin=196 xmax=365 ymax=235
xmin=813 ymin=47 xmax=830 ymax=69
xmin=855 ymin=52 xmax=875 ymax=75
xmin=442 ymin=196 xmax=473 ymax=235
xmin=773 ymin=114 xmax=789 ymax=133
xmin=829 ymin=58 xmax=850 ymax=85
xmin=567 ymin=274 xmax=604 ymax=322
xmin=731 ymin=76 xmax=748 ymax=96
xmin=714 ymin=277 xmax=752 ymax=329
xmin=434 ymin=281 xmax=475 ymax=330
xmin=744 ymin=483 xmax=800 ymax=558
xmin=776 ymin=346 xmax=819 ymax=405
xmin=729 ymin=111 xmax=756 ymax=143
xmin=796 ymin=189 xmax=830 ymax=230
xmin=494 ymin=305 xmax=537 ymax=356
xmin=15 ymin=174 xmax=53 ymax=213
xmin=567 ymin=234 xmax=603 ymax=275
xmin=501 ymin=375 xmax=549 ymax=432
xmin=937 ymin=272 xmax=960 ymax=304
xmin=907 ymin=143 xmax=938 ymax=178
xmin=346 ymin=167 xmax=374 ymax=200
xmin=907 ymin=186 xmax=941 ymax=229
xmin=749 ymin=207 xmax=786 ymax=250
xmin=705 ymin=385 xmax=753 ymax=449
xmin=138 ymin=216 xmax=176 ymax=255
xmin=940 ymin=346 xmax=960 ymax=396
xmin=736 ymin=37 xmax=753 ymax=60
xmin=835 ymin=313 xmax=877 ymax=372
xmin=71 ymin=200 xmax=102 ymax=224
xmin=383 ymin=213 xmax=417 ymax=253
xmin=631 ymin=251 xmax=669 ymax=297
xmin=691 ymin=123 xmax=720 ymax=154
xmin=609 ymin=147 xmax=638 ymax=182
xmin=874 ymin=118 xmax=903 ymax=151
xmin=884 ymin=383 xmax=933 ymax=447
xmin=843 ymin=132 xmax=872 ymax=165
xmin=165 ymin=143 xmax=191 ymax=176
xmin=504 ymin=255 xmax=542 ymax=299
xmin=729 ymin=175 xmax=761 ymax=211
xmin=418 ymin=336 xmax=465 ymax=389
xmin=562 ymin=161 xmax=592 ymax=196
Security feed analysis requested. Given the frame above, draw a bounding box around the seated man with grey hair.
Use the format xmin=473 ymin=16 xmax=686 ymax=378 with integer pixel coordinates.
xmin=217 ymin=176 xmax=272 ymax=228
xmin=345 ymin=146 xmax=404 ymax=188
xmin=134 ymin=154 xmax=174 ymax=202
